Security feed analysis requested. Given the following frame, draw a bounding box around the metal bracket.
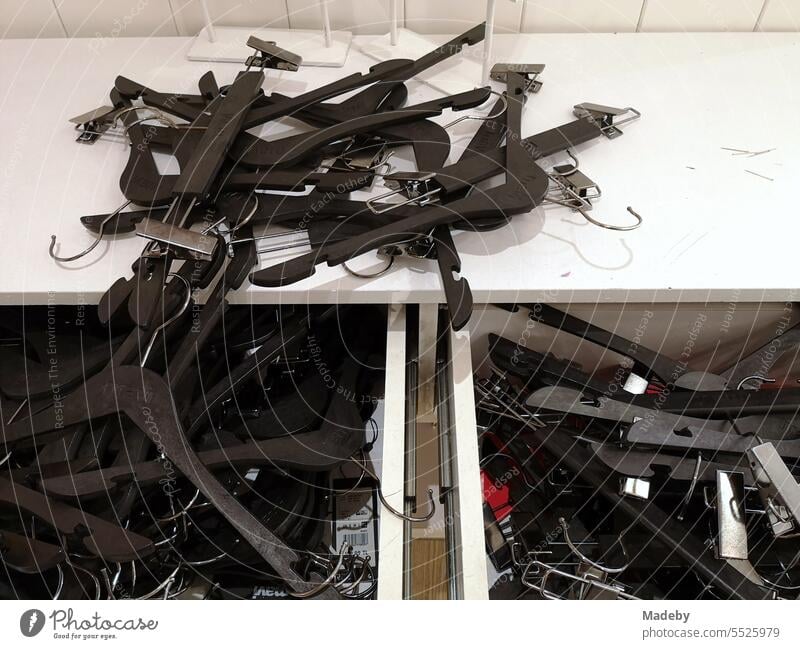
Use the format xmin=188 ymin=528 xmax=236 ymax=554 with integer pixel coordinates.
xmin=245 ymin=36 xmax=302 ymax=71
xmin=573 ymin=102 xmax=641 ymax=139
xmin=490 ymin=63 xmax=545 ymax=93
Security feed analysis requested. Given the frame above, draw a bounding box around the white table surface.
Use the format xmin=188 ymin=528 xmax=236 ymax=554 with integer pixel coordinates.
xmin=1 ymin=32 xmax=798 ymax=306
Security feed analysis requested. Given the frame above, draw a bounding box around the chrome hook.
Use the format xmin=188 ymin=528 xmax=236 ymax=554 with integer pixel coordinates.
xmin=737 ymin=375 xmax=777 ymax=391
xmin=349 ymin=454 xmax=436 ymax=523
xmin=140 ymin=273 xmax=192 ymax=367
xmin=135 ymin=565 xmax=181 ymax=600
xmin=228 ymin=193 xmax=259 ymax=235
xmin=289 ymin=543 xmax=350 ymax=599
xmin=559 ymin=516 xmax=630 ymax=574
xmin=52 ymin=564 xmax=65 ymax=600
xmin=64 ymin=557 xmax=102 ymax=600
xmin=49 ymin=200 xmax=133 ymax=263
xmin=341 ymin=246 xmax=399 ymax=279
xmin=442 ymin=90 xmax=508 ymax=130
xmin=579 ymin=206 xmax=643 ymax=232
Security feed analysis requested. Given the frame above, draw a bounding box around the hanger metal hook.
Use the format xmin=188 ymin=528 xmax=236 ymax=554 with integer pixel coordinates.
xmin=228 ymin=193 xmax=259 ymax=235
xmin=49 ymin=200 xmax=133 ymax=263
xmin=737 ymin=375 xmax=776 ymax=391
xmin=135 ymin=565 xmax=182 ymax=600
xmin=342 ymin=246 xmax=397 ymax=279
xmin=52 ymin=564 xmax=65 ymax=600
xmin=442 ymin=89 xmax=508 ymax=130
xmin=140 ymin=273 xmax=192 ymax=367
xmin=578 ymin=206 xmax=643 ymax=232
xmin=156 ymin=489 xmax=202 ymax=523
xmin=289 ymin=543 xmax=350 ymax=599
xmin=64 ymin=557 xmax=102 ymax=599
xmin=677 ymin=453 xmax=703 ymax=521
xmin=559 ymin=516 xmax=630 ymax=574
xmin=558 ymin=148 xmax=580 ymax=175
xmin=349 ymin=454 xmax=436 ymax=523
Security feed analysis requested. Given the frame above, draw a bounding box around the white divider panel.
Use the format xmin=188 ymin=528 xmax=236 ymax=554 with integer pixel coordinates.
xmin=376 ymin=304 xmax=407 ymax=599
xmin=448 ymin=326 xmax=489 ymax=599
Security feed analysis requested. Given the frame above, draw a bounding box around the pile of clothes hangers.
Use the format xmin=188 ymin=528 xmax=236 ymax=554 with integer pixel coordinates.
xmin=56 ymin=22 xmax=641 ymax=331
xmin=478 ymin=304 xmax=800 ymax=600
xmin=0 ymin=302 xmax=401 ymax=599
xmin=1 ymin=22 xmax=643 ymax=599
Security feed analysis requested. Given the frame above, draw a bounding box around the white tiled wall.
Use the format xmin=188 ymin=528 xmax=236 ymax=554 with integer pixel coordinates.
xmin=2 ymin=0 xmax=799 ymax=38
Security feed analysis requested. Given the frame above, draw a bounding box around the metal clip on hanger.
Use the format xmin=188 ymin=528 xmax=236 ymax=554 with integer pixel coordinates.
xmin=490 ymin=63 xmax=545 ymax=94
xmin=68 ymin=105 xmax=179 ymax=145
xmin=748 ymin=442 xmax=800 ymax=538
xmin=573 ymin=103 xmax=641 ymax=139
xmin=244 ymin=36 xmax=302 ymax=71
xmin=366 ymin=171 xmax=441 ymax=214
xmin=547 ymin=155 xmax=643 ymax=231
xmin=68 ymin=105 xmax=121 ymax=144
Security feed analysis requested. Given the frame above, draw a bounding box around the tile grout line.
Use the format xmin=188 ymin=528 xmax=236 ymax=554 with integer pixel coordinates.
xmin=166 ymin=0 xmax=180 ymax=36
xmin=753 ymin=0 xmax=770 ymax=32
xmin=635 ymin=0 xmax=648 ymax=33
xmin=50 ymin=0 xmax=69 ymax=38
xmin=284 ymin=0 xmax=293 ymax=30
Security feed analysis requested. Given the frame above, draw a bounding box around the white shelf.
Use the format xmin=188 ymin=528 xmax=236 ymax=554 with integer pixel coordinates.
xmin=0 ymin=33 xmax=798 ymax=305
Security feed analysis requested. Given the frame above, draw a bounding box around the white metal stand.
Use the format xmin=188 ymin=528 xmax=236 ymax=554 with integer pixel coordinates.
xmin=356 ymin=0 xmax=518 ymax=91
xmin=187 ymin=0 xmax=352 ymax=67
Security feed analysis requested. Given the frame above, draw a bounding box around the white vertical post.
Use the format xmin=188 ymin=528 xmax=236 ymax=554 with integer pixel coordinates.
xmin=482 ymin=0 xmax=496 ymax=83
xmin=390 ymin=0 xmax=398 ymax=45
xmin=449 ymin=326 xmax=489 ymax=599
xmin=319 ymin=0 xmax=332 ymax=47
xmin=199 ymin=0 xmax=216 ymax=42
xmin=377 ymin=305 xmax=407 ymax=600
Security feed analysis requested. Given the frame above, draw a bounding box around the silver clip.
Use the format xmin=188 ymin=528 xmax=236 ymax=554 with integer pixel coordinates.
xmin=69 ymin=106 xmax=121 ymax=144
xmin=245 ymin=36 xmax=302 ymax=71
xmin=573 ymin=103 xmax=641 ymax=139
xmin=748 ymin=442 xmax=800 ymax=538
xmin=716 ymin=470 xmax=749 ymax=560
xmin=619 ymin=476 xmax=650 ymax=500
xmin=547 ymin=164 xmax=643 ymax=232
xmin=366 ymin=171 xmax=441 ymax=214
xmin=69 ymin=105 xmax=179 ymax=144
xmin=490 ymin=63 xmax=545 ymax=93
xmin=135 ymin=215 xmax=218 ymax=261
